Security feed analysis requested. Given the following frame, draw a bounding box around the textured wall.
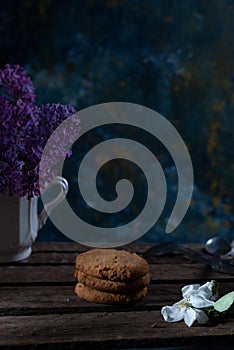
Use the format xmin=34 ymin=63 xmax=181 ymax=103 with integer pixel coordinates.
xmin=1 ymin=0 xmax=234 ymax=243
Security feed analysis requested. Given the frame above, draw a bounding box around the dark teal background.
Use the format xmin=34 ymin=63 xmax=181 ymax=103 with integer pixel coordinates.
xmin=1 ymin=0 xmax=234 ymax=243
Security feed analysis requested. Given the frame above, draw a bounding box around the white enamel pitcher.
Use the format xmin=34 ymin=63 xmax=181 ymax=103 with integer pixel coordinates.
xmin=0 ymin=176 xmax=68 ymax=262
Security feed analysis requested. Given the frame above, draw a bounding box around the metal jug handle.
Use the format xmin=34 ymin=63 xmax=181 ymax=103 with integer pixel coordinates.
xmin=38 ymin=176 xmax=69 ymax=229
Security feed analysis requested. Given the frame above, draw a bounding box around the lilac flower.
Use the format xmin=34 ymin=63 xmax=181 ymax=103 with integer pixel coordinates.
xmin=0 ymin=64 xmax=35 ymax=103
xmin=33 ymin=103 xmax=80 ymax=192
xmin=0 ymin=64 xmax=79 ymax=198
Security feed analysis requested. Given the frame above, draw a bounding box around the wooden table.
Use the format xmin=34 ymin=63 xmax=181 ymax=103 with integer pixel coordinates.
xmin=0 ymin=242 xmax=233 ymax=349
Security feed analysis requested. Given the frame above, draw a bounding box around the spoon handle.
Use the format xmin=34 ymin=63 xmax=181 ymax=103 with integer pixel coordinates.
xmin=170 ymin=244 xmax=234 ymax=275
xmin=144 ymin=243 xmax=234 ymax=275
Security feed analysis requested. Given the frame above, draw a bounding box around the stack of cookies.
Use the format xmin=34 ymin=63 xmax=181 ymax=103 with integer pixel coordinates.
xmin=74 ymin=248 xmax=150 ymax=305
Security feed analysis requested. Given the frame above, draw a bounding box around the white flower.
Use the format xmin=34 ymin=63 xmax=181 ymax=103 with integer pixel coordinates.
xmin=182 ymin=281 xmax=218 ymax=307
xmin=161 ymin=300 xmax=208 ymax=327
xmin=161 ymin=281 xmax=218 ymax=327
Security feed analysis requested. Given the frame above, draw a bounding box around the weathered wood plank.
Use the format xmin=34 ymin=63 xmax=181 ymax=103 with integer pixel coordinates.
xmin=0 ymin=311 xmax=233 ymax=349
xmin=18 ymin=251 xmax=78 ymax=265
xmin=0 ymin=265 xmax=75 ymax=284
xmin=1 ymin=263 xmax=234 ymax=284
xmin=2 ymin=251 xmax=193 ymax=265
xmin=0 ymin=284 xmax=184 ymax=313
xmin=0 ymin=242 xmax=212 ymax=266
xmin=11 ymin=242 xmax=229 ymax=268
xmin=0 ymin=285 xmax=172 ymax=316
xmin=0 ymin=283 xmax=232 ymax=316
xmin=32 ymin=242 xmax=204 ymax=254
xmin=32 ymin=242 xmax=155 ymax=253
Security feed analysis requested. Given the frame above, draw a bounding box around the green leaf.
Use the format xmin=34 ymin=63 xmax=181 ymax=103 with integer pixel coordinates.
xmin=214 ymin=292 xmax=234 ymax=313
xmin=211 ymin=280 xmax=218 ymax=296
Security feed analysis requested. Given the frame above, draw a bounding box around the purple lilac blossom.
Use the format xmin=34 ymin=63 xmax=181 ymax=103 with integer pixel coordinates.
xmin=34 ymin=103 xmax=80 ymax=191
xmin=0 ymin=64 xmax=35 ymax=103
xmin=0 ymin=64 xmax=79 ymax=198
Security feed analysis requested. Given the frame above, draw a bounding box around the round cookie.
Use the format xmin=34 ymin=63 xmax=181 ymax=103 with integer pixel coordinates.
xmin=75 ymin=282 xmax=148 ymax=305
xmin=75 ymin=270 xmax=150 ymax=293
xmin=75 ymin=249 xmax=149 ymax=281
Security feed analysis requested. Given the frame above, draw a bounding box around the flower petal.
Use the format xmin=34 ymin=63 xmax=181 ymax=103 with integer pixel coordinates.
xmin=198 ymin=281 xmax=213 ymax=299
xmin=182 ymin=284 xmax=200 ymax=298
xmin=161 ymin=302 xmax=184 ymax=322
xmin=195 ymin=309 xmax=209 ymax=324
xmin=189 ymin=294 xmax=214 ymax=308
xmin=184 ymin=308 xmax=197 ymax=327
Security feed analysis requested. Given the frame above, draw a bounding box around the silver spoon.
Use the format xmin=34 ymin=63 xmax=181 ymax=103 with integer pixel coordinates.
xmin=205 ymin=236 xmax=232 ymax=270
xmin=205 ymin=236 xmax=231 ymax=256
xmin=143 ymin=238 xmax=234 ymax=274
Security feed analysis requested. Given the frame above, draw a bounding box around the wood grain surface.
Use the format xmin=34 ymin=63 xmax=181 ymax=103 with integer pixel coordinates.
xmin=0 ymin=242 xmax=233 ymax=349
